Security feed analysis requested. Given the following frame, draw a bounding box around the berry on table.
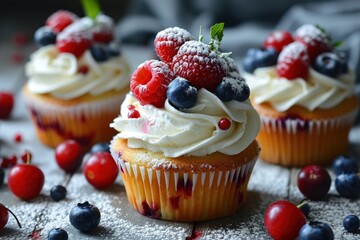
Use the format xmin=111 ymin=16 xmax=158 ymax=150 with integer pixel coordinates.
xmin=55 ymin=140 xmax=83 ymax=173
xmin=90 ymin=44 xmax=110 ymax=62
xmin=298 ymin=221 xmax=334 ymax=240
xmin=1 ymin=155 xmax=17 ymax=168
xmin=130 ymin=60 xmax=175 ymax=108
xmin=332 ymin=155 xmax=359 ymax=175
xmin=90 ymin=142 xmax=110 ymax=154
xmin=154 ymin=27 xmax=195 ymax=64
xmin=50 ymin=185 xmax=67 ymax=202
xmin=46 ymin=10 xmax=78 ymax=33
xmin=218 ymin=118 xmax=231 ymax=130
xmin=48 ymin=228 xmax=68 ymax=240
xmin=20 ymin=150 xmax=32 ymax=164
xmin=69 ymin=201 xmax=101 ymax=232
xmin=335 ymin=173 xmax=360 ymax=199
xmin=297 ymin=165 xmax=331 ymax=200
xmin=56 ymin=31 xmax=92 ymax=58
xmin=34 ymin=26 xmax=57 ymax=47
xmin=83 ymin=152 xmax=119 ymax=189
xmin=242 ymin=48 xmax=278 ymax=73
xmin=276 ymin=41 xmax=309 ymax=80
xmin=343 ymin=215 xmax=360 ymax=233
xmin=167 ymin=77 xmax=198 ymax=109
xmin=14 ymin=133 xmax=22 ymax=143
xmin=313 ymin=52 xmax=343 ymax=78
xmin=0 ymin=92 xmax=14 ymax=119
xmin=0 ymin=203 xmax=22 ymax=230
xmin=264 ymin=30 xmax=294 ymax=52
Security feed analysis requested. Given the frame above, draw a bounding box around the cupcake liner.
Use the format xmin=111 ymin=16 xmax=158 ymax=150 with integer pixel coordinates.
xmin=258 ymin=109 xmax=358 ymax=166
xmin=115 ymin=156 xmax=257 ymax=222
xmin=23 ymin=93 xmax=125 ymax=148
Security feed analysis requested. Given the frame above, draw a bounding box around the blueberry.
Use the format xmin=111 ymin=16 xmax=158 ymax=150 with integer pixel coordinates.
xmin=48 ymin=228 xmax=68 ymax=240
xmin=90 ymin=142 xmax=110 ymax=153
xmin=0 ymin=167 xmax=4 ymax=185
xmin=314 ymin=52 xmax=343 ymax=78
xmin=34 ymin=26 xmax=57 ymax=47
xmin=69 ymin=201 xmax=101 ymax=232
xmin=343 ymin=215 xmax=360 ymax=233
xmin=235 ymin=81 xmax=250 ymax=102
xmin=167 ymin=77 xmax=197 ymax=109
xmin=90 ymin=44 xmax=110 ymax=62
xmin=215 ymin=77 xmax=238 ymax=101
xmin=299 ymin=221 xmax=334 ymax=240
xmin=335 ymin=173 xmax=360 ymax=199
xmin=332 ymin=155 xmax=359 ymax=175
xmin=50 ymin=185 xmax=67 ymax=202
xmin=242 ymin=48 xmax=278 ymax=73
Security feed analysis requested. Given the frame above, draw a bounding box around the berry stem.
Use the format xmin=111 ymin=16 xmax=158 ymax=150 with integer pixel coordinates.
xmin=199 ymin=26 xmax=204 ymax=42
xmin=297 ymin=199 xmax=310 ymax=209
xmin=26 ymin=151 xmax=30 ymax=165
xmin=5 ymin=206 xmax=22 ymax=228
xmin=81 ymin=0 xmax=101 ymax=20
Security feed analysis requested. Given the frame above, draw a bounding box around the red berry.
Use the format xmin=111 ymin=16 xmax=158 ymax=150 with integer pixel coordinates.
xmin=46 ymin=10 xmax=78 ymax=32
xmin=130 ymin=60 xmax=174 ymax=108
xmin=264 ymin=200 xmax=306 ymax=240
xmin=218 ymin=118 xmax=231 ymax=130
xmin=21 ymin=150 xmax=32 ymax=164
xmin=56 ymin=31 xmax=92 ymax=58
xmin=172 ymin=40 xmax=225 ymax=92
xmin=0 ymin=204 xmax=21 ymax=230
xmin=14 ymin=133 xmax=22 ymax=143
xmin=78 ymin=65 xmax=89 ymax=74
xmin=83 ymin=152 xmax=119 ymax=189
xmin=127 ymin=105 xmax=135 ymax=110
xmin=0 ymin=92 xmax=14 ymax=119
xmin=276 ymin=42 xmax=309 ymax=80
xmin=128 ymin=109 xmax=140 ymax=119
xmin=295 ymin=24 xmax=332 ymax=62
xmin=264 ymin=30 xmax=294 ymax=52
xmin=13 ymin=32 xmax=28 ymax=46
xmin=55 ymin=140 xmax=83 ymax=173
xmin=297 ymin=165 xmax=331 ymax=200
xmin=1 ymin=155 xmax=17 ymax=168
xmin=154 ymin=27 xmax=194 ymax=64
xmin=8 ymin=164 xmax=45 ymax=200
xmin=92 ymin=14 xmax=114 ymax=44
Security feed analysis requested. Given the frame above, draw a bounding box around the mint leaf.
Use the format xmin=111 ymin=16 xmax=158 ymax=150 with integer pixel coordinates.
xmin=315 ymin=24 xmax=327 ymax=34
xmin=210 ymin=22 xmax=224 ymax=42
xmin=81 ymin=0 xmax=101 ymax=20
xmin=333 ymin=41 xmax=343 ymax=48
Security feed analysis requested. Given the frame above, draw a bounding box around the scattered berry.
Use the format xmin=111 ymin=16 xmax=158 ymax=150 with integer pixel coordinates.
xmin=167 ymin=77 xmax=197 ymax=109
xmin=8 ymin=164 xmax=44 ymax=200
xmin=34 ymin=26 xmax=57 ymax=47
xmin=154 ymin=27 xmax=194 ymax=64
xmin=295 ymin=24 xmax=332 ymax=62
xmin=90 ymin=44 xmax=110 ymax=62
xmin=46 ymin=10 xmax=78 ymax=33
xmin=343 ymin=215 xmax=360 ymax=233
xmin=264 ymin=200 xmax=306 ymax=240
xmin=172 ymin=40 xmax=225 ymax=92
xmin=264 ymin=30 xmax=294 ymax=52
xmin=50 ymin=185 xmax=67 ymax=202
xmin=55 ymin=140 xmax=83 ymax=173
xmin=78 ymin=65 xmax=89 ymax=75
xmin=277 ymin=42 xmax=309 ymax=80
xmin=0 ymin=168 xmax=4 ymax=185
xmin=335 ymin=173 xmax=360 ymax=199
xmin=128 ymin=109 xmax=141 ymax=119
xmin=0 ymin=92 xmax=14 ymax=119
xmin=69 ymin=201 xmax=101 ymax=232
xmin=130 ymin=60 xmax=174 ymax=108
xmin=48 ymin=228 xmax=69 ymax=240
xmin=297 ymin=165 xmax=331 ymax=200
xmin=56 ymin=31 xmax=91 ymax=58
xmin=242 ymin=48 xmax=278 ymax=73
xmin=0 ymin=204 xmax=21 ymax=230
xmin=14 ymin=133 xmax=22 ymax=143
xmin=90 ymin=142 xmax=110 ymax=154
xmin=1 ymin=155 xmax=17 ymax=168
xmin=332 ymin=155 xmax=359 ymax=175
xmin=314 ymin=52 xmax=343 ymax=78
xmin=298 ymin=221 xmax=334 ymax=240
xmin=83 ymin=152 xmax=118 ymax=189
xmin=218 ymin=118 xmax=231 ymax=130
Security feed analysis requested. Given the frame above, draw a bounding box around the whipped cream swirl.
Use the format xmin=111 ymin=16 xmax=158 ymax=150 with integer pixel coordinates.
xmin=25 ymin=45 xmax=130 ymax=99
xmin=111 ymin=90 xmax=260 ymax=158
xmin=245 ymin=67 xmax=356 ymax=111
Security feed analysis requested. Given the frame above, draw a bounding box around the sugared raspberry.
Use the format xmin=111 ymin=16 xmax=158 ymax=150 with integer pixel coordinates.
xmin=172 ymin=40 xmax=225 ymax=92
xmin=92 ymin=14 xmax=114 ymax=44
xmin=295 ymin=24 xmax=332 ymax=62
xmin=46 ymin=10 xmax=78 ymax=33
xmin=264 ymin=30 xmax=294 ymax=52
xmin=154 ymin=27 xmax=194 ymax=64
xmin=130 ymin=60 xmax=175 ymax=108
xmin=56 ymin=31 xmax=92 ymax=58
xmin=277 ymin=42 xmax=310 ymax=80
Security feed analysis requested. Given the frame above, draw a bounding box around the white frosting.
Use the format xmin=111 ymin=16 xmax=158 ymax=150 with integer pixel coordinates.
xmin=25 ymin=45 xmax=130 ymax=99
xmin=111 ymin=90 xmax=260 ymax=158
xmin=245 ymin=67 xmax=356 ymax=112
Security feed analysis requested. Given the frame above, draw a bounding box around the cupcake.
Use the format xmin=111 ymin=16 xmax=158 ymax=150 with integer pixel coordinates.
xmin=110 ymin=24 xmax=261 ymax=222
xmin=243 ymin=24 xmax=359 ymax=167
xmin=23 ymin=10 xmax=131 ymax=148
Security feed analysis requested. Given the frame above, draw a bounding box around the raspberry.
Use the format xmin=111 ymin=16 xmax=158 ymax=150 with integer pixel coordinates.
xmin=92 ymin=15 xmax=114 ymax=44
xmin=130 ymin=60 xmax=175 ymax=108
xmin=172 ymin=40 xmax=225 ymax=91
xmin=264 ymin=30 xmax=294 ymax=52
xmin=154 ymin=27 xmax=194 ymax=64
xmin=46 ymin=10 xmax=78 ymax=33
xmin=56 ymin=31 xmax=92 ymax=58
xmin=276 ymin=42 xmax=309 ymax=80
xmin=295 ymin=24 xmax=332 ymax=62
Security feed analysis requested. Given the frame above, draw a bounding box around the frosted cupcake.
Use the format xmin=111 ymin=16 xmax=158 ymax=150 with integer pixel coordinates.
xmin=110 ymin=24 xmax=261 ymax=222
xmin=243 ymin=24 xmax=359 ymax=167
xmin=23 ymin=10 xmax=131 ymax=148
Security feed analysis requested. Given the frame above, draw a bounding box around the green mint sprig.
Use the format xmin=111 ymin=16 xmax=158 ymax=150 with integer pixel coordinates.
xmin=209 ymin=22 xmax=224 ymax=52
xmin=81 ymin=0 xmax=101 ymax=20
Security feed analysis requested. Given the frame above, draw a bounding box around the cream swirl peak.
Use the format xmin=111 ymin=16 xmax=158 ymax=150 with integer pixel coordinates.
xmin=111 ymin=91 xmax=260 ymax=157
xmin=25 ymin=45 xmax=130 ymax=99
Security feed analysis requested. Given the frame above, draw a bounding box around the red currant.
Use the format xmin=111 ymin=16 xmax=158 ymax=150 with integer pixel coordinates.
xmin=264 ymin=200 xmax=306 ymax=240
xmin=0 ymin=203 xmax=21 ymax=230
xmin=1 ymin=155 xmax=17 ymax=168
xmin=128 ymin=109 xmax=140 ymax=119
xmin=218 ymin=118 xmax=231 ymax=130
xmin=297 ymin=165 xmax=331 ymax=200
xmin=83 ymin=152 xmax=119 ymax=189
xmin=78 ymin=65 xmax=89 ymax=75
xmin=14 ymin=133 xmax=22 ymax=143
xmin=127 ymin=105 xmax=135 ymax=110
xmin=0 ymin=92 xmax=14 ymax=119
xmin=8 ymin=164 xmax=45 ymax=200
xmin=20 ymin=150 xmax=32 ymax=164
xmin=55 ymin=140 xmax=83 ymax=173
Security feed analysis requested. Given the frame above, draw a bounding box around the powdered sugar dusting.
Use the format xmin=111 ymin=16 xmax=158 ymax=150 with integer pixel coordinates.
xmin=295 ymin=24 xmax=331 ymax=46
xmin=155 ymin=27 xmax=194 ymax=47
xmin=278 ymin=41 xmax=309 ymax=63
